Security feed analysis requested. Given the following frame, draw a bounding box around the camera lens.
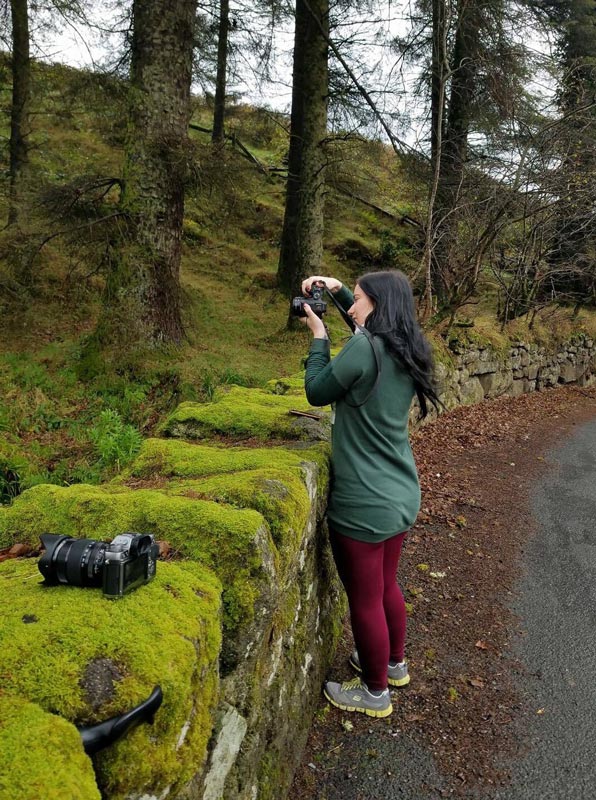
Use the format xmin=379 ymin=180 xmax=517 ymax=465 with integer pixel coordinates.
xmin=39 ymin=534 xmax=107 ymax=588
xmin=290 ymin=297 xmax=305 ymax=317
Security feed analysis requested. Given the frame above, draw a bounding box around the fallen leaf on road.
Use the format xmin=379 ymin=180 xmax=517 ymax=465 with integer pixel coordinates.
xmin=469 ymin=677 xmax=485 ymax=688
xmin=475 ymin=640 xmax=488 ymax=650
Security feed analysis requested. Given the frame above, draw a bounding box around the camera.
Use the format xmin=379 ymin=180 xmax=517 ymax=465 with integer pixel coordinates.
xmin=291 ymin=285 xmax=327 ymax=318
xmin=38 ymin=532 xmax=159 ymax=598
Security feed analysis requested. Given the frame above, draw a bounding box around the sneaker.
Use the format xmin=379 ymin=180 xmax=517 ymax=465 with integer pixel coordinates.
xmin=349 ymin=650 xmax=410 ymax=687
xmin=323 ymin=677 xmax=392 ymax=718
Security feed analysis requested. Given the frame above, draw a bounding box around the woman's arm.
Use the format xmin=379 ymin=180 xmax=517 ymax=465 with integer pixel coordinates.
xmin=304 ymin=334 xmax=372 ymax=407
xmin=304 ymin=339 xmax=348 ymax=406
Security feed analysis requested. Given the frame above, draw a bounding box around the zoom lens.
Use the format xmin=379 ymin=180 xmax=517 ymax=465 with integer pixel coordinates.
xmin=39 ymin=533 xmax=107 ymax=588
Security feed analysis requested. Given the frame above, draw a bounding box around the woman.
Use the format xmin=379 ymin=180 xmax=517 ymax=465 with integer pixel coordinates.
xmin=301 ymin=270 xmax=440 ymax=718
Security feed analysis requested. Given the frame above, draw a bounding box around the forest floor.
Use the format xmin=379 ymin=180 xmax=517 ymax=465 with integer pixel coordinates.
xmin=290 ymin=383 xmax=596 ymax=800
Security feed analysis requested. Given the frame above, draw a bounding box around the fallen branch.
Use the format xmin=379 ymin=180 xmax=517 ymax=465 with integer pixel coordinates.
xmin=189 ymin=123 xmax=268 ymax=174
xmin=334 ymin=186 xmax=421 ymax=227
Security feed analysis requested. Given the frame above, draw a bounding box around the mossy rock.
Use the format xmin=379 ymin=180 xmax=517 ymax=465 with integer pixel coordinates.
xmin=0 ymin=697 xmax=101 ymax=800
xmin=166 ymin=466 xmax=310 ymax=568
xmin=264 ymin=374 xmax=305 ymax=396
xmin=122 ymin=437 xmax=326 ymax=481
xmin=0 ymin=558 xmax=221 ymax=800
xmin=0 ymin=483 xmax=273 ymax=636
xmin=160 ymin=387 xmax=330 ymax=441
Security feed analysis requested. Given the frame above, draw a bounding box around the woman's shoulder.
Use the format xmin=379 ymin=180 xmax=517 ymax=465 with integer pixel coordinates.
xmin=337 ymin=332 xmax=375 ymax=358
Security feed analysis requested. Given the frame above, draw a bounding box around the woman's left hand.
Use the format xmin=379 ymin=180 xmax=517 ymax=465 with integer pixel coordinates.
xmin=300 ymin=303 xmax=328 ymax=339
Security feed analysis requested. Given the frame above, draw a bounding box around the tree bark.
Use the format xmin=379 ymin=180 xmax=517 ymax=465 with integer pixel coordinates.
xmin=432 ymin=0 xmax=480 ymax=305
xmin=277 ymin=0 xmax=329 ymax=299
xmin=8 ymin=0 xmax=31 ymax=227
xmin=100 ymin=0 xmax=197 ymax=347
xmin=423 ymin=0 xmax=449 ymax=316
xmin=212 ymin=0 xmax=230 ymax=144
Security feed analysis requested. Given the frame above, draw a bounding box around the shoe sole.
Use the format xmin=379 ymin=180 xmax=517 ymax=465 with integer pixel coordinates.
xmin=323 ymin=687 xmax=393 ymax=718
xmin=349 ymin=657 xmax=411 ymax=688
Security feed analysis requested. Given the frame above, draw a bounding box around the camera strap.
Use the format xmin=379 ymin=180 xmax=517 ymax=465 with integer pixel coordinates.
xmin=323 ymin=286 xmax=382 ymax=409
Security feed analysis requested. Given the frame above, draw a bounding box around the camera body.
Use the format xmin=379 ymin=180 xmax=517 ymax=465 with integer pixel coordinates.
xmin=291 ymin=285 xmax=327 ymax=318
xmin=102 ymin=534 xmax=158 ymax=598
xmin=38 ymin=532 xmax=159 ymax=598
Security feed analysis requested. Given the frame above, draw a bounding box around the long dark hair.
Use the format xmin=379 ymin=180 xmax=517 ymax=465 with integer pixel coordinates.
xmin=357 ymin=270 xmax=441 ymax=418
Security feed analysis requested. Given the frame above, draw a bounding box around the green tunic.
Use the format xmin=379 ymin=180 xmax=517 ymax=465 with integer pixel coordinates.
xmin=304 ymin=286 xmax=420 ymax=542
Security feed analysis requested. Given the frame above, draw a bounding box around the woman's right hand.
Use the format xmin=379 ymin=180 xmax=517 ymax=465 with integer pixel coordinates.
xmin=301 ymin=275 xmax=343 ymax=295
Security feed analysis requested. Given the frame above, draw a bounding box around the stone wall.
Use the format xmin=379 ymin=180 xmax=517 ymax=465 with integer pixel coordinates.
xmin=432 ymin=333 xmax=595 ymax=411
xmin=0 ymin=386 xmax=343 ymax=800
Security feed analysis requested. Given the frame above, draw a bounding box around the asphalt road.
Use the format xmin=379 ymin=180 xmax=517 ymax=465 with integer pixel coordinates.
xmin=493 ymin=418 xmax=596 ymax=800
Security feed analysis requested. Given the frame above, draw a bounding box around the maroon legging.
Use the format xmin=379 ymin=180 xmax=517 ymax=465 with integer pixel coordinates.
xmin=329 ymin=527 xmax=407 ymax=692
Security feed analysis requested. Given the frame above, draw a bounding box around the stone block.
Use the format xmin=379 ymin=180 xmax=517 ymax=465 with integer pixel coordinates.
xmin=559 ymin=359 xmax=580 ymax=383
xmin=458 ymin=377 xmax=485 ymax=405
xmin=478 ymin=370 xmax=514 ymax=398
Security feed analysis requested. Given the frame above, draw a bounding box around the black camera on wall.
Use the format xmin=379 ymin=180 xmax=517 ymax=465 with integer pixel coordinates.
xmin=38 ymin=532 xmax=159 ymax=598
xmin=291 ymin=285 xmax=327 ymax=318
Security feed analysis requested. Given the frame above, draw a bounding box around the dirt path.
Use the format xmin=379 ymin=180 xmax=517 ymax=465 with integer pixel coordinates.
xmin=290 ymin=384 xmax=596 ymax=800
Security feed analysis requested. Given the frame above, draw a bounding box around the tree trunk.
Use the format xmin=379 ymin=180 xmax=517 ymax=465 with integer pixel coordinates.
xmin=212 ymin=0 xmax=230 ymax=144
xmin=423 ymin=0 xmax=449 ymax=314
xmin=8 ymin=0 xmax=30 ymax=227
xmin=549 ymin=0 xmax=596 ymax=297
xmin=277 ymin=0 xmax=329 ymax=299
xmin=99 ymin=0 xmax=197 ymax=348
xmin=433 ymin=0 xmax=479 ymax=305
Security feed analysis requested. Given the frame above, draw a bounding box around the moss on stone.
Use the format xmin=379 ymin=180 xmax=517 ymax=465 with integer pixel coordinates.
xmin=264 ymin=374 xmax=305 ymax=396
xmin=0 ymin=483 xmax=268 ymax=634
xmin=0 ymin=697 xmax=101 ymax=800
xmin=160 ymin=386 xmax=327 ymax=441
xmin=0 ymin=558 xmax=221 ymax=800
xmin=166 ymin=467 xmax=310 ymax=567
xmin=122 ymin=437 xmax=326 ymax=481
xmin=426 ymin=332 xmax=455 ymax=370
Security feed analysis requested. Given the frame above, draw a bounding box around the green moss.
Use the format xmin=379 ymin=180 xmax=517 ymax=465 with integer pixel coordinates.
xmin=167 ymin=467 xmax=310 ymax=565
xmin=0 ymin=483 xmax=269 ymax=634
xmin=0 ymin=558 xmax=221 ymax=799
xmin=0 ymin=697 xmax=101 ymax=800
xmin=123 ymin=437 xmax=326 ymax=481
xmin=426 ymin=332 xmax=455 ymax=370
xmin=264 ymin=374 xmax=305 ymax=396
xmin=161 ymin=387 xmax=328 ymax=441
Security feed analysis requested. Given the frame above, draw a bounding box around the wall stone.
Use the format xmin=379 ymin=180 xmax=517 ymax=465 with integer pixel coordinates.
xmin=433 ymin=334 xmax=595 ymax=412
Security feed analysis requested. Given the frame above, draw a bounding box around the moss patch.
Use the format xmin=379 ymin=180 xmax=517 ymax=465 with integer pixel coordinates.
xmin=122 ymin=437 xmax=327 ymax=481
xmin=264 ymin=374 xmax=305 ymax=396
xmin=161 ymin=387 xmax=328 ymax=441
xmin=0 ymin=697 xmax=101 ymax=800
xmin=167 ymin=466 xmax=311 ymax=567
xmin=0 ymin=558 xmax=221 ymax=800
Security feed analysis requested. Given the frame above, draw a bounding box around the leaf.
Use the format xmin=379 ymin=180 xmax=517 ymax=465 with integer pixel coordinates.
xmin=430 ymin=571 xmax=446 ymax=579
xmin=475 ymin=640 xmax=488 ymax=650
xmin=469 ymin=677 xmax=485 ymax=688
xmin=416 ymin=563 xmax=429 ymax=572
xmin=342 ymin=719 xmax=354 ymax=731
